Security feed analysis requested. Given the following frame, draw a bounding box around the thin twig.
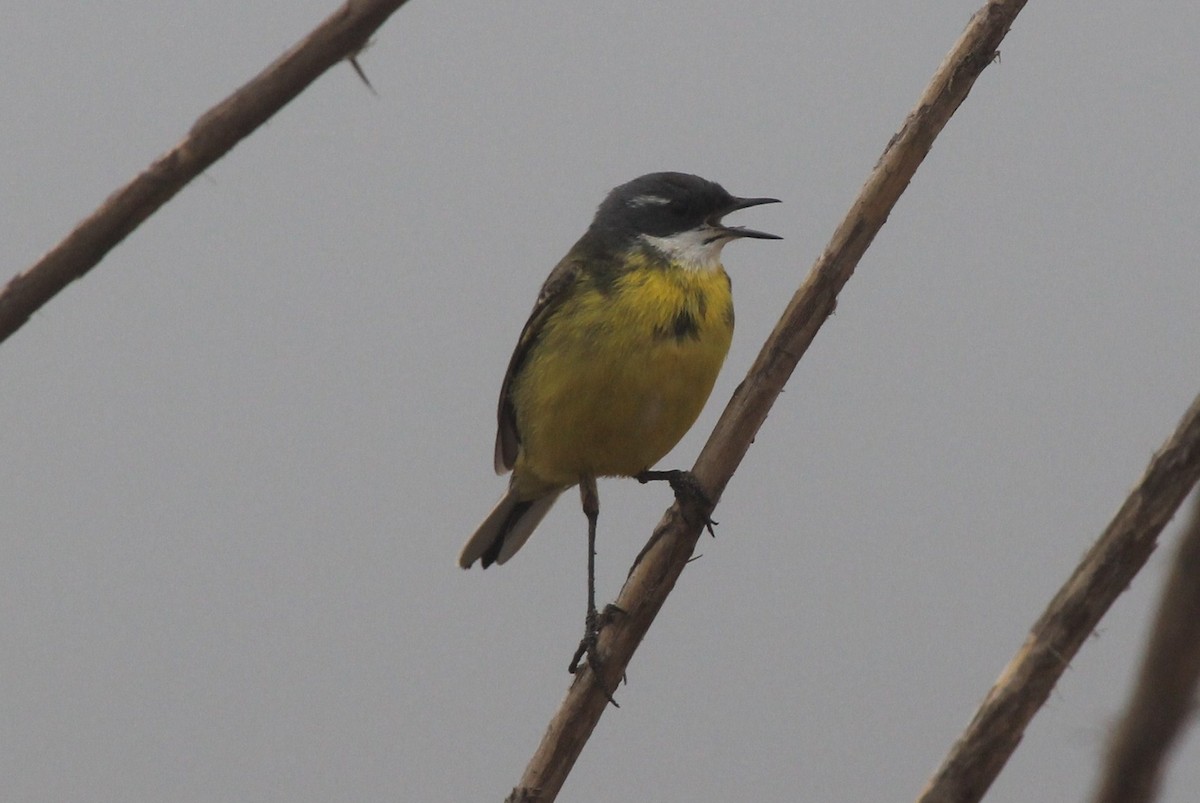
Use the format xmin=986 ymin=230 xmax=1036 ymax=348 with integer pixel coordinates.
xmin=918 ymin=394 xmax=1200 ymax=803
xmin=0 ymin=0 xmax=410 ymax=345
xmin=509 ymin=2 xmax=1029 ymax=799
xmin=1091 ymin=492 xmax=1200 ymax=803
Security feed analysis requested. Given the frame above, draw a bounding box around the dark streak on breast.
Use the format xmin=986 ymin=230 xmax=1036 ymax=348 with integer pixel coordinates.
xmin=654 ymin=308 xmax=701 ymax=341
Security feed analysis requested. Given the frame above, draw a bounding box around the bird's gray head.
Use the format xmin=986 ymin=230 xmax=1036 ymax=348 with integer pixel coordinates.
xmin=589 ymin=172 xmax=781 ymax=270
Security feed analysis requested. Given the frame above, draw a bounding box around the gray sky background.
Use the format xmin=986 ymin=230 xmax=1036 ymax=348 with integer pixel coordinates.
xmin=3 ymin=2 xmax=1199 ymax=801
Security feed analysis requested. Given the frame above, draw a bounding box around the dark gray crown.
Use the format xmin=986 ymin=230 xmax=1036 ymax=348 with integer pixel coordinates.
xmin=591 ymin=172 xmax=739 ymax=239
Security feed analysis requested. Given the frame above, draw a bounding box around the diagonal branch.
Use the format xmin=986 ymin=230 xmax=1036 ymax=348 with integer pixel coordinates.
xmin=1091 ymin=492 xmax=1200 ymax=803
xmin=509 ymin=2 xmax=1030 ymax=799
xmin=0 ymin=0 xmax=411 ymax=345
xmin=918 ymin=393 xmax=1200 ymax=803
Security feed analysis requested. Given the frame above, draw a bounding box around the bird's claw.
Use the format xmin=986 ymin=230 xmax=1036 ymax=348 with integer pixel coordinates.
xmin=635 ymin=469 xmax=718 ymax=536
xmin=568 ymin=604 xmax=624 ymax=706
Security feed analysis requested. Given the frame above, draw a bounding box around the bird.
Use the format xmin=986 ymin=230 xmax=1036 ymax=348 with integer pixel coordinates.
xmin=458 ymin=172 xmax=780 ymax=676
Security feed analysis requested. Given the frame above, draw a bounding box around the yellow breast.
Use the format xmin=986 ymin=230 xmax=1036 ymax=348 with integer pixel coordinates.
xmin=511 ymin=258 xmax=733 ymax=490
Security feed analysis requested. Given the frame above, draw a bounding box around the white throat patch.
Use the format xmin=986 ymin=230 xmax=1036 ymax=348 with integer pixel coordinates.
xmin=640 ymin=228 xmax=730 ymax=272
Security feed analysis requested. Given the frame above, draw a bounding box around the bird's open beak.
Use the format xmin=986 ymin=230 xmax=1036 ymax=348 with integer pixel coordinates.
xmin=714 ymin=196 xmax=782 ymax=240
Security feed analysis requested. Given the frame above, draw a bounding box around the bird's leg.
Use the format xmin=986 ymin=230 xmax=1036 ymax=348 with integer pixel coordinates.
xmin=568 ymin=475 xmax=619 ymax=703
xmin=635 ymin=469 xmax=718 ymax=536
xmin=569 ymin=475 xmax=601 ymax=674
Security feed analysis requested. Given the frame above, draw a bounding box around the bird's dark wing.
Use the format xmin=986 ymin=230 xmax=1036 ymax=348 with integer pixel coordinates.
xmin=493 ymin=256 xmax=584 ymax=474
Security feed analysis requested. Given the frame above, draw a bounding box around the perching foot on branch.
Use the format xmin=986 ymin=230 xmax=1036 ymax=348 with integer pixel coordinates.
xmin=636 ymin=469 xmax=718 ymax=536
xmin=568 ymin=604 xmax=624 ymax=706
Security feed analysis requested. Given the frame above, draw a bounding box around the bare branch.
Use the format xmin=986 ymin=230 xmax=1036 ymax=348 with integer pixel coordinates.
xmin=918 ymin=394 xmax=1200 ymax=803
xmin=1091 ymin=493 xmax=1200 ymax=803
xmin=509 ymin=2 xmax=1030 ymax=799
xmin=0 ymin=0 xmax=411 ymax=345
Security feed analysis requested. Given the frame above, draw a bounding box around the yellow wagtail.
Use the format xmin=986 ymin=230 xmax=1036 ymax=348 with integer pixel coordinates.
xmin=459 ymin=172 xmax=780 ymax=674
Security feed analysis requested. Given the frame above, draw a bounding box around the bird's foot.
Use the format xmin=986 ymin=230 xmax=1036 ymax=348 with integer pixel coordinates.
xmin=568 ymin=604 xmax=624 ymax=706
xmin=635 ymin=469 xmax=718 ymax=536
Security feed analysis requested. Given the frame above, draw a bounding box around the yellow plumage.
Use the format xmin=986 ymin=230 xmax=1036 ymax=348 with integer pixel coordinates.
xmin=511 ymin=254 xmax=733 ymax=496
xmin=458 ymin=172 xmax=778 ymax=571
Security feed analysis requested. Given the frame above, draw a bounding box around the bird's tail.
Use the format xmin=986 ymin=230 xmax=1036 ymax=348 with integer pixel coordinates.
xmin=459 ymin=487 xmax=562 ymax=569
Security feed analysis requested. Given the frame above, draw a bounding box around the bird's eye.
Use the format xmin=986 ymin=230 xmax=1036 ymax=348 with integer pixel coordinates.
xmin=668 ymin=199 xmax=692 ymax=217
